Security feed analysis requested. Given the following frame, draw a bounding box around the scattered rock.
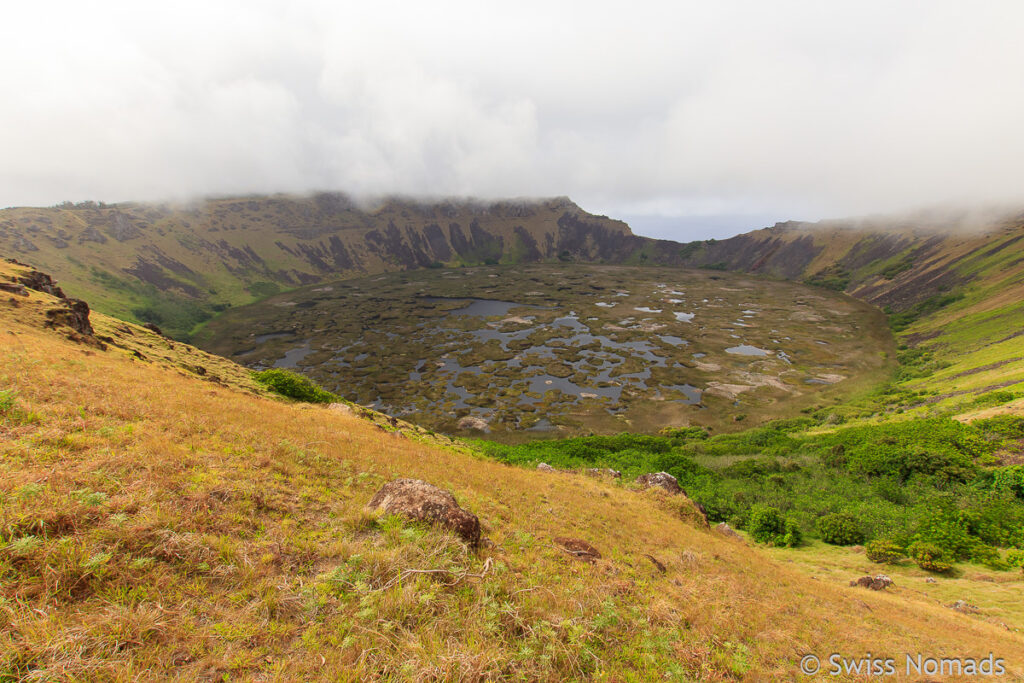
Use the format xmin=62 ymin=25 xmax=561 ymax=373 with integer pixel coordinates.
xmin=0 ymin=282 xmax=27 ymax=296
xmin=328 ymin=402 xmax=354 ymax=416
xmin=537 ymin=463 xmax=556 ymax=472
xmin=636 ymin=472 xmax=683 ymax=494
xmin=644 ymin=554 xmax=666 ymax=573
xmin=925 ymin=577 xmax=937 ymax=583
xmin=715 ymin=522 xmax=742 ymax=539
xmin=850 ymin=575 xmax=894 ymax=590
xmin=584 ymin=467 xmax=621 ymax=479
xmin=366 ymin=479 xmax=480 ymax=547
xmin=553 ymin=537 xmax=601 ymax=562
xmin=457 ymin=415 xmax=489 ymax=431
xmin=950 ymin=600 xmax=980 ymax=614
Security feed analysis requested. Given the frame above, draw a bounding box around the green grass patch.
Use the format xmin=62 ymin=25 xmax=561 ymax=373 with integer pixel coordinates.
xmin=478 ymin=414 xmax=1024 ymax=566
xmin=252 ymin=368 xmax=340 ymax=404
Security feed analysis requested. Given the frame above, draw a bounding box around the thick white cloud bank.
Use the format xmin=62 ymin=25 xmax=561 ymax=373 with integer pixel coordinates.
xmin=2 ymin=1 xmax=1024 ymax=237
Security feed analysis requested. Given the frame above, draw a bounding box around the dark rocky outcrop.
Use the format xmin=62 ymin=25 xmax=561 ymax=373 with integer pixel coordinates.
xmin=18 ymin=269 xmax=65 ymax=298
xmin=45 ymin=299 xmax=96 ymax=337
xmin=366 ymin=479 xmax=481 ymax=547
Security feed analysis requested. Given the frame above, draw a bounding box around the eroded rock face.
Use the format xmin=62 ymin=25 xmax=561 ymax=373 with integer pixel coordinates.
xmin=367 ymin=479 xmax=480 ymax=547
xmin=18 ymin=270 xmax=65 ymax=298
xmin=636 ymin=472 xmax=683 ymax=494
xmin=45 ymin=299 xmax=95 ymax=336
xmin=553 ymin=537 xmax=601 ymax=562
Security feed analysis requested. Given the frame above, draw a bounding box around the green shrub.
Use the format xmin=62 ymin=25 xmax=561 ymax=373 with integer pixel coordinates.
xmin=782 ymin=517 xmax=803 ymax=548
xmin=659 ymin=426 xmax=709 ymax=441
xmin=1005 ymin=550 xmax=1024 ymax=568
xmin=908 ymin=542 xmax=952 ymax=573
xmin=253 ymin=368 xmax=338 ymax=404
xmin=747 ymin=506 xmax=800 ymax=546
xmin=865 ymin=539 xmax=905 ymax=564
xmin=993 ymin=466 xmax=1024 ymax=499
xmin=747 ymin=506 xmax=785 ymax=545
xmin=816 ymin=513 xmax=866 ymax=546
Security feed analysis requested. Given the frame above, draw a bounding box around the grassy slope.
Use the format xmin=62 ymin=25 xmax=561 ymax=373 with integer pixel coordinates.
xmin=676 ymin=215 xmax=1024 ymax=421
xmin=3 ymin=268 xmax=1023 ymax=679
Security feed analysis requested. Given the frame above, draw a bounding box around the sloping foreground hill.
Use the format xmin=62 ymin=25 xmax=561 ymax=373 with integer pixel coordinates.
xmin=677 ymin=212 xmax=1024 ymax=420
xmin=0 ymin=194 xmax=640 ymax=338
xmin=2 ymin=260 xmax=1023 ymax=679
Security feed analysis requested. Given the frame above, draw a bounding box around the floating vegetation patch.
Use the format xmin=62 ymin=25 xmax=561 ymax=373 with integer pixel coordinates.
xmin=195 ymin=264 xmax=895 ymax=439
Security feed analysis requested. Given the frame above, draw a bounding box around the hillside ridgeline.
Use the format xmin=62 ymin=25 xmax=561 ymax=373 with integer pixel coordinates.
xmin=0 ymin=194 xmax=642 ymax=337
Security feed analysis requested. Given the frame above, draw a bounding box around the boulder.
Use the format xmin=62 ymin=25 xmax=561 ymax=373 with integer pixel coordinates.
xmin=536 ymin=463 xmax=556 ymax=472
xmin=850 ymin=575 xmax=894 ymax=590
xmin=553 ymin=537 xmax=601 ymax=562
xmin=636 ymin=472 xmax=683 ymax=494
xmin=367 ymin=479 xmax=480 ymax=547
xmin=328 ymin=402 xmax=354 ymax=416
xmin=715 ymin=522 xmax=742 ymax=539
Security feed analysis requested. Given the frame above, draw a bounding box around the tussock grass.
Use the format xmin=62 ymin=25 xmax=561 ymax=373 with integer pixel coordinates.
xmin=2 ymin=274 xmax=1024 ymax=679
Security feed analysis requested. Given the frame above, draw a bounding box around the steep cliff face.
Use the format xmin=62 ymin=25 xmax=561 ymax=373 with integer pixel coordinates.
xmin=0 ymin=194 xmax=636 ymax=337
xmin=674 ymin=212 xmax=1024 ymax=312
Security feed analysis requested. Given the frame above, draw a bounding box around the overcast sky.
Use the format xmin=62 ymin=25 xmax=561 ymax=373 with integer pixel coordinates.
xmin=2 ymin=1 xmax=1024 ymax=239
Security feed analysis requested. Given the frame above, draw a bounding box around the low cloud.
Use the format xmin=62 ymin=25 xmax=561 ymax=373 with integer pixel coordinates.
xmin=2 ymin=1 xmax=1024 ymax=236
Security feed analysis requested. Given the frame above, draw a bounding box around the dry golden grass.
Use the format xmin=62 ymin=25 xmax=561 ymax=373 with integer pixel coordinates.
xmin=2 ymin=276 xmax=1024 ymax=680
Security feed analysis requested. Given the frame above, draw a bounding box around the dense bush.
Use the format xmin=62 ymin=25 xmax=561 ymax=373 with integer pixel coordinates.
xmin=816 ymin=513 xmax=866 ymax=546
xmin=908 ymin=542 xmax=952 ymax=573
xmin=993 ymin=466 xmax=1024 ymax=499
xmin=478 ymin=415 xmax=1024 ymax=568
xmin=747 ymin=506 xmax=801 ymax=547
xmin=865 ymin=539 xmax=905 ymax=564
xmin=253 ymin=368 xmax=338 ymax=404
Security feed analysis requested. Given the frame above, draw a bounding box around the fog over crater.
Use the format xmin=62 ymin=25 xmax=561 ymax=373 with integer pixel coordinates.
xmin=3 ymin=1 xmax=1024 ymax=239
